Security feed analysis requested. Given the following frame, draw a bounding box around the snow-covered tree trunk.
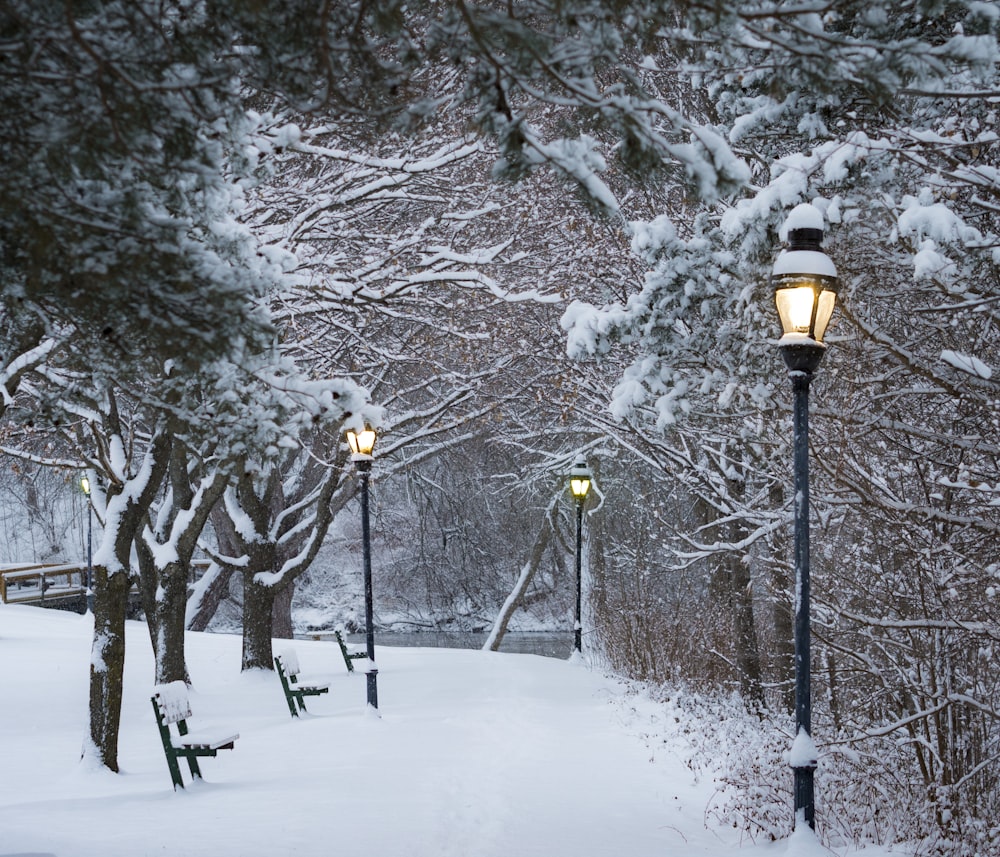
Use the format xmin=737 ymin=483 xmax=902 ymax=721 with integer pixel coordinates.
xmin=241 ymin=535 xmax=281 ymax=670
xmin=140 ymin=445 xmax=230 ymax=685
xmin=186 ymin=563 xmax=236 ymax=632
xmin=86 ymin=425 xmax=170 ymax=771
xmin=87 ymin=563 xmax=131 ymax=771
xmin=151 ymin=560 xmax=193 ymax=686
xmin=484 ymin=498 xmax=558 ymax=652
xmin=242 ymin=584 xmax=277 ymax=670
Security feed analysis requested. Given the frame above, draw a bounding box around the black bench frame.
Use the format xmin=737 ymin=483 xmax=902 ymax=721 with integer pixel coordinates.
xmin=334 ymin=629 xmax=367 ymax=672
xmin=151 ymin=681 xmax=238 ymax=790
xmin=275 ymin=650 xmax=330 ymax=717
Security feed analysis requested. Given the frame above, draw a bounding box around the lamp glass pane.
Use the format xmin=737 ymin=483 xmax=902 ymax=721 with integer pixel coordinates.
xmin=812 ymin=289 xmax=836 ymax=342
xmin=353 ymin=428 xmax=376 ymax=456
xmin=775 ymin=284 xmax=818 ymax=336
xmin=570 ymin=477 xmax=591 ymax=499
xmin=81 ymin=477 xmax=90 ymax=496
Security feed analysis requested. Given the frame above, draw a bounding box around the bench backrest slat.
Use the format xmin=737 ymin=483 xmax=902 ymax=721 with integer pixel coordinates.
xmin=153 ymin=680 xmax=192 ymax=724
xmin=276 ymin=649 xmax=301 ymax=676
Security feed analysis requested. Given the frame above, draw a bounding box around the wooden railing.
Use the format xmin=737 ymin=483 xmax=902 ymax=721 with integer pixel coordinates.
xmin=0 ymin=563 xmax=89 ymax=605
xmin=0 ymin=559 xmax=213 ymax=605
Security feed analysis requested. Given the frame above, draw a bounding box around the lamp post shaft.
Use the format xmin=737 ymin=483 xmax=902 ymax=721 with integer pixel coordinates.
xmin=791 ymin=369 xmax=815 ymax=830
xmin=360 ymin=466 xmax=378 ymax=709
xmin=774 ymin=205 xmax=836 ymax=834
xmin=574 ymin=499 xmax=584 ymax=653
xmin=86 ymin=504 xmax=94 ymax=614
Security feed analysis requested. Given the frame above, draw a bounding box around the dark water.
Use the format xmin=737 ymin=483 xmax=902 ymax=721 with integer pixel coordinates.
xmin=304 ymin=630 xmax=574 ymax=660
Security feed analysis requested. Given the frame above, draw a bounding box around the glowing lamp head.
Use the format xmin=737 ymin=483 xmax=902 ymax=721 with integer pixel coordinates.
xmin=569 ymin=460 xmax=592 ymax=501
xmin=346 ymin=427 xmax=377 ymax=459
xmin=81 ymin=476 xmax=91 ymax=496
xmin=772 ymin=206 xmax=839 ymax=345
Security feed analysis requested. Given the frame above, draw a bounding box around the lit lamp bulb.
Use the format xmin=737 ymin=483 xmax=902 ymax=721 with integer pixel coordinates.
xmin=569 ymin=461 xmax=592 ymax=502
xmin=346 ymin=427 xmax=377 ymax=459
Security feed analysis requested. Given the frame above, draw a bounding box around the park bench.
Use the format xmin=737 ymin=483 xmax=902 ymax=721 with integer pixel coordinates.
xmin=333 ymin=629 xmax=368 ymax=672
xmin=151 ymin=681 xmax=239 ymax=790
xmin=274 ymin=649 xmax=330 ymax=717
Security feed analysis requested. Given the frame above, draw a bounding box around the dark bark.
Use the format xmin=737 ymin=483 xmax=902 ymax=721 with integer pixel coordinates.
xmin=725 ymin=478 xmax=765 ymax=712
xmin=769 ymin=481 xmax=795 ymax=712
xmin=191 ymin=502 xmax=246 ymax=632
xmin=272 ymin=583 xmax=294 ymax=639
xmin=233 ymin=443 xmax=350 ymax=671
xmin=727 ymin=549 xmax=765 ymax=710
xmin=87 ymin=564 xmax=130 ymax=772
xmin=242 ymin=548 xmax=278 ymax=670
xmin=87 ymin=417 xmax=171 ymax=771
xmin=135 ymin=529 xmax=159 ymax=637
xmin=137 ymin=441 xmax=230 ymax=683
xmin=186 ymin=562 xmax=236 ymax=632
xmin=153 ymin=561 xmax=193 ymax=685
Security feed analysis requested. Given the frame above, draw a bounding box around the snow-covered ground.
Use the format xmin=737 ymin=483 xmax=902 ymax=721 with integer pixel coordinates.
xmin=1 ymin=604 xmax=898 ymax=857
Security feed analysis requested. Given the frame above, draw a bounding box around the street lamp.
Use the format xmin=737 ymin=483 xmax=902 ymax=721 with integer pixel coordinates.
xmin=347 ymin=426 xmax=379 ymax=710
xmin=80 ymin=476 xmax=93 ymax=614
xmin=772 ymin=203 xmax=838 ymax=832
xmin=568 ymin=460 xmax=592 ymax=655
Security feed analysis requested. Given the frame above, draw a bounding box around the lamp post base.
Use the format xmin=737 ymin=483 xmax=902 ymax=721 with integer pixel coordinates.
xmin=366 ymin=669 xmax=378 ymax=710
xmin=794 ymin=765 xmax=816 ymax=830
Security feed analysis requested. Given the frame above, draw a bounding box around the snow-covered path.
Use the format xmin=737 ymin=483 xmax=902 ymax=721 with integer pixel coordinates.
xmin=0 ymin=605 xmax=887 ymax=856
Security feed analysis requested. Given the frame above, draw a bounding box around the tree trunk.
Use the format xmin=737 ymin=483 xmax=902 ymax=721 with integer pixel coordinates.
xmin=87 ymin=565 xmax=129 ymax=771
xmin=272 ymin=581 xmax=294 ymax=639
xmin=135 ymin=530 xmax=160 ymax=651
xmin=186 ymin=563 xmax=236 ymax=631
xmin=726 ymin=477 xmax=765 ymax=712
xmin=154 ymin=560 xmax=192 ymax=685
xmin=242 ymin=571 xmax=276 ymax=670
xmin=484 ymin=503 xmax=555 ymax=652
xmin=727 ymin=549 xmax=765 ymax=711
xmin=85 ymin=418 xmax=171 ymax=772
xmin=769 ymin=481 xmax=795 ymax=712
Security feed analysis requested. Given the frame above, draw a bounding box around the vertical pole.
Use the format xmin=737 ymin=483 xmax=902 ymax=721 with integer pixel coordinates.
xmin=574 ymin=499 xmax=583 ymax=654
xmin=360 ymin=465 xmax=378 ymax=709
xmin=791 ymin=369 xmax=815 ymax=829
xmin=86 ymin=504 xmax=94 ymax=614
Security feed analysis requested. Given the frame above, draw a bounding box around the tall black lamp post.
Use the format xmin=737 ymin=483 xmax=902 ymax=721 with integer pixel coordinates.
xmin=80 ymin=476 xmax=94 ymax=614
xmin=347 ymin=426 xmax=379 ymax=710
xmin=568 ymin=460 xmax=592 ymax=655
xmin=772 ymin=203 xmax=838 ymax=832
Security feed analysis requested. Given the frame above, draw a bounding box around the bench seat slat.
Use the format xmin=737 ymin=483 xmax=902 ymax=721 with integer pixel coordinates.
xmin=173 ymin=731 xmax=240 ymax=751
xmin=293 ymin=679 xmax=330 ymax=692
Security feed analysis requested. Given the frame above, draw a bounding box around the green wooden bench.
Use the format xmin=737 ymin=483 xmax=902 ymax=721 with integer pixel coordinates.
xmin=274 ymin=649 xmax=330 ymax=717
xmin=151 ymin=681 xmax=238 ymax=790
xmin=333 ymin=629 xmax=368 ymax=672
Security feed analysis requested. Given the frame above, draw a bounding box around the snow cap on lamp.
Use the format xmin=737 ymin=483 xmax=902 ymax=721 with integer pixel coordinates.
xmin=773 ymin=203 xmax=839 ymax=348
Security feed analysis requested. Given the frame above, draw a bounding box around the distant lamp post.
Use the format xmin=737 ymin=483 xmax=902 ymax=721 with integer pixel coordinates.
xmin=772 ymin=203 xmax=839 ymax=832
xmin=347 ymin=427 xmax=379 ymax=710
xmin=80 ymin=476 xmax=94 ymax=614
xmin=568 ymin=460 xmax=592 ymax=655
